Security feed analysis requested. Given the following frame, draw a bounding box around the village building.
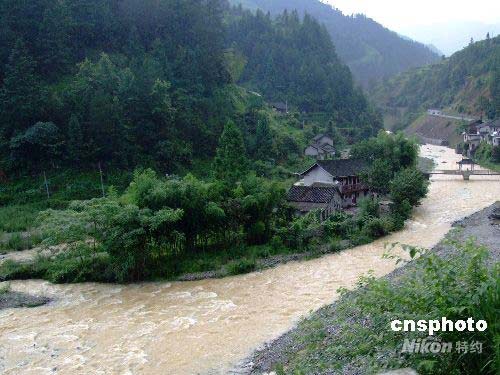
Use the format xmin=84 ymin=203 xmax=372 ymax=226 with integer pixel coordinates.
xmin=427 ymin=109 xmax=442 ymax=116
xmin=287 ymin=185 xmax=342 ymax=220
xmin=292 ymin=158 xmax=370 ymax=209
xmin=483 ymin=119 xmax=500 ymax=146
xmin=304 ymin=134 xmax=336 ymax=159
xmin=462 ymin=119 xmax=483 ymax=156
xmin=270 ymin=102 xmax=288 ymax=114
xmin=462 ymin=118 xmax=500 ymax=156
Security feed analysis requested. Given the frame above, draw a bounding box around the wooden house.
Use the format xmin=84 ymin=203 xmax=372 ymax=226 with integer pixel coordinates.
xmin=295 ymin=158 xmax=370 ymax=208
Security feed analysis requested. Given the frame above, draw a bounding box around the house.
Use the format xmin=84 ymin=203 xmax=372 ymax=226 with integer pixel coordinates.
xmin=295 ymin=158 xmax=370 ymax=208
xmin=483 ymin=119 xmax=500 ymax=146
xmin=462 ymin=119 xmax=484 ymax=156
xmin=270 ymin=102 xmax=288 ymax=113
xmin=462 ymin=118 xmax=500 ymax=156
xmin=287 ymin=185 xmax=342 ymax=220
xmin=428 ymin=109 xmax=442 ymax=116
xmin=311 ymin=134 xmax=334 ymax=146
xmin=304 ymin=134 xmax=335 ymax=160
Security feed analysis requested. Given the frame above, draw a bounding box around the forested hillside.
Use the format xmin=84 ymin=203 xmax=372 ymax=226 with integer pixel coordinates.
xmin=227 ymin=7 xmax=380 ymax=136
xmin=371 ymin=35 xmax=500 ymax=130
xmin=0 ymin=0 xmax=381 ymax=175
xmin=230 ymin=0 xmax=440 ymax=86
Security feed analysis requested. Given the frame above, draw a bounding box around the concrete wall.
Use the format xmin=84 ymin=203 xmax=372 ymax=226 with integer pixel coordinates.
xmin=301 ymin=166 xmax=334 ymax=186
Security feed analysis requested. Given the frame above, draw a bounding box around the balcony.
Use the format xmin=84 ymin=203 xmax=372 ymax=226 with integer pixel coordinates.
xmin=339 ymin=183 xmax=368 ymax=194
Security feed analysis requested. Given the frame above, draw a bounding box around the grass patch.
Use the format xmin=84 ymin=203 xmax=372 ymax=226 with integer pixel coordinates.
xmin=0 ymin=231 xmax=43 ymax=253
xmin=0 ymin=203 xmax=49 ymax=232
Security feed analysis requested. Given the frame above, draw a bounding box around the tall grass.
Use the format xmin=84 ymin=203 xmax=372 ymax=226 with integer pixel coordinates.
xmin=0 ymin=204 xmax=45 ymax=232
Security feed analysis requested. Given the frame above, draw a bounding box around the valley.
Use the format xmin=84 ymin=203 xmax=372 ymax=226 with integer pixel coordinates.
xmin=0 ymin=1 xmax=498 ymax=374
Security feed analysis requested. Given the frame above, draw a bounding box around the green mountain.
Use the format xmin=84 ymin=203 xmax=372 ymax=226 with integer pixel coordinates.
xmin=0 ymin=0 xmax=381 ymax=174
xmin=227 ymin=7 xmax=381 ymax=136
xmin=371 ymin=35 xmax=500 ymax=132
xmin=229 ymin=0 xmax=440 ymax=86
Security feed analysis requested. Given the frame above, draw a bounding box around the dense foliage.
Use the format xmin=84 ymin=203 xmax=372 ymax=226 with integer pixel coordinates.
xmin=0 ymin=169 xmax=286 ymax=282
xmin=0 ymin=133 xmax=429 ymax=283
xmin=372 ymin=35 xmax=500 ymax=127
xmin=474 ymin=142 xmax=500 ymax=171
xmin=230 ymin=0 xmax=440 ymax=86
xmin=0 ymin=0 xmax=381 ymax=175
xmin=228 ymin=8 xmax=377 ymax=126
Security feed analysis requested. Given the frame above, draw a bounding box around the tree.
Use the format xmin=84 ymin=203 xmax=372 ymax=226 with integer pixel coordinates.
xmin=0 ymin=39 xmax=41 ymax=140
xmin=67 ymin=114 xmax=84 ymax=163
xmin=37 ymin=1 xmax=73 ymax=77
xmin=213 ymin=120 xmax=248 ymax=182
xmin=492 ymin=146 xmax=500 ymax=163
xmin=364 ymin=159 xmax=393 ymax=194
xmin=390 ymin=167 xmax=429 ymax=207
xmin=10 ymin=122 xmax=63 ymax=170
xmin=254 ymin=118 xmax=274 ymax=160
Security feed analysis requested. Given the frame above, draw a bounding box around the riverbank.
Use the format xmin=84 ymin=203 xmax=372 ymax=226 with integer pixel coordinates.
xmin=239 ymin=202 xmax=500 ymax=374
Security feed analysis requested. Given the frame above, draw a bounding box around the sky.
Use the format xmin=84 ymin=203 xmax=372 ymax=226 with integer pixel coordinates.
xmin=324 ymin=0 xmax=500 ymax=55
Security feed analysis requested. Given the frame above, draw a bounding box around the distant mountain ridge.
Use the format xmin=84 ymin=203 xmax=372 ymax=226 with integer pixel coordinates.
xmin=229 ymin=0 xmax=440 ymax=85
xmin=370 ymin=35 xmax=500 ymax=136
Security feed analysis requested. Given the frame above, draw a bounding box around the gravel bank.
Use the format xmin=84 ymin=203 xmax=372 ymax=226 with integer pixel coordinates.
xmin=235 ymin=202 xmax=500 ymax=374
xmin=0 ymin=290 xmax=50 ymax=310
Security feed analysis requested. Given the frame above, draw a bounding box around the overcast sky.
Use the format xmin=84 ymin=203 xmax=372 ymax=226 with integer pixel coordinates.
xmin=325 ymin=0 xmax=500 ymax=29
xmin=324 ymin=0 xmax=500 ymax=54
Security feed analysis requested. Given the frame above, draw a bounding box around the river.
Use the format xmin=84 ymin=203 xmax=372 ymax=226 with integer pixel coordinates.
xmin=0 ymin=145 xmax=499 ymax=375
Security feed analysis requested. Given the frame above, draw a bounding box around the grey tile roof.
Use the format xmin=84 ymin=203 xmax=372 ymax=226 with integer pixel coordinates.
xmin=300 ymin=158 xmax=368 ymax=178
xmin=287 ymin=185 xmax=340 ymax=203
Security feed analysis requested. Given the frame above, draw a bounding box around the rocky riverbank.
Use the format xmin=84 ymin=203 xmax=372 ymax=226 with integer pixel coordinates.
xmin=236 ymin=202 xmax=500 ymax=374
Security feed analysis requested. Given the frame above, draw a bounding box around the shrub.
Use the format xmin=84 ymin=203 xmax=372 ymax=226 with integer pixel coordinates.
xmin=361 ymin=217 xmax=391 ymax=239
xmin=390 ymin=167 xmax=429 ymax=207
xmin=226 ymin=258 xmax=256 ymax=275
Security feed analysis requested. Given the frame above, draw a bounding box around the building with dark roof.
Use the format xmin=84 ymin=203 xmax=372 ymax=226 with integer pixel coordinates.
xmin=304 ymin=134 xmax=335 ymax=160
xmin=290 ymin=158 xmax=371 ymax=210
xmin=270 ymin=102 xmax=288 ymax=113
xmin=462 ymin=118 xmax=500 ymax=156
xmin=287 ymin=185 xmax=342 ymax=220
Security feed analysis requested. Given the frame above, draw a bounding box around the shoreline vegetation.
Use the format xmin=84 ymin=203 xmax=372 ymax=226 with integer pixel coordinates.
xmin=0 ymin=132 xmax=429 ymax=285
xmin=237 ymin=202 xmax=500 ymax=375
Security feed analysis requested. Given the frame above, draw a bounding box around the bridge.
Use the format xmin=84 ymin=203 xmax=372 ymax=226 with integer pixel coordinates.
xmin=426 ymin=169 xmax=500 ymax=180
xmin=424 ymin=158 xmax=500 ymax=180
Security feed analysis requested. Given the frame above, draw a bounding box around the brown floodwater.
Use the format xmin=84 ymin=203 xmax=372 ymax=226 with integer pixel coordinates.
xmin=1 ymin=145 xmax=499 ymax=375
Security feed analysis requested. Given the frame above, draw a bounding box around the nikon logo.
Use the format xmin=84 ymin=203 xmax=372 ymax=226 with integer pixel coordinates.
xmin=401 ymin=337 xmax=452 ymax=354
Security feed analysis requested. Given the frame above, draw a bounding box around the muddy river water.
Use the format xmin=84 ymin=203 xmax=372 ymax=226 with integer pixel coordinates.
xmin=1 ymin=145 xmax=499 ymax=375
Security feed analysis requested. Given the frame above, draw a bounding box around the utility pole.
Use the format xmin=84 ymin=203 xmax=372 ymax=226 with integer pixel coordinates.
xmin=98 ymin=162 xmax=105 ymax=197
